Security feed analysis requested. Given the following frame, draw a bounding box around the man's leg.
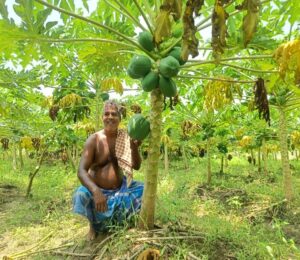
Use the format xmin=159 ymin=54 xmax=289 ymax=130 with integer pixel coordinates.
xmin=73 ymin=186 xmax=98 ymax=240
xmin=87 ymin=222 xmax=97 ymax=241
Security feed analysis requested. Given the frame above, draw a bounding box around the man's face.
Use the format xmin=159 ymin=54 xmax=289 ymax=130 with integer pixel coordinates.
xmin=102 ymin=104 xmax=120 ymax=131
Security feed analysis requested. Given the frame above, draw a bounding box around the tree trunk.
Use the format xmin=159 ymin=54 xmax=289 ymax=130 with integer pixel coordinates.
xmin=257 ymin=147 xmax=261 ymax=173
xmin=18 ymin=141 xmax=24 ymax=169
xmin=250 ymin=149 xmax=255 ymax=165
xmin=278 ymin=107 xmax=293 ymax=201
xmin=95 ymin=85 xmax=102 ymax=131
xmin=182 ymin=143 xmax=189 ymax=169
xmin=12 ymin=141 xmax=17 ymax=170
xmin=25 ymin=148 xmax=29 ymax=159
xmin=206 ymin=139 xmax=212 ymax=185
xmin=139 ymin=89 xmax=163 ymax=229
xmin=220 ymin=155 xmax=224 ymax=174
xmin=164 ymin=144 xmax=169 ymax=174
xmin=262 ymin=137 xmax=268 ymax=175
xmin=26 ymin=147 xmax=48 ymax=197
xmin=66 ymin=148 xmax=76 ymax=172
xmin=224 ymin=155 xmax=228 ymax=168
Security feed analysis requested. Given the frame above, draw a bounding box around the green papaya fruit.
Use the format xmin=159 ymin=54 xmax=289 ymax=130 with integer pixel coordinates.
xmin=138 ymin=31 xmax=154 ymax=52
xmin=168 ymin=47 xmax=186 ymax=65
xmin=127 ymin=55 xmax=152 ymax=79
xmin=172 ymin=22 xmax=183 ymax=38
xmin=159 ymin=56 xmax=180 ymax=78
xmin=100 ymin=92 xmax=109 ymax=101
xmin=159 ymin=76 xmax=177 ymax=97
xmin=128 ymin=114 xmax=150 ymax=141
xmin=141 ymin=71 xmax=159 ymax=92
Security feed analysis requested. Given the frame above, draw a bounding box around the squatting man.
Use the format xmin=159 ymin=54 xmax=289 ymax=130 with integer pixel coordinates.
xmin=73 ymin=100 xmax=144 ymax=240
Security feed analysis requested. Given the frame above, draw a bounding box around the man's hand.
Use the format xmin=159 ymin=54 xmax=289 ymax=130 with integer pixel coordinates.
xmin=93 ymin=190 xmax=107 ymax=212
xmin=130 ymin=139 xmax=142 ymax=149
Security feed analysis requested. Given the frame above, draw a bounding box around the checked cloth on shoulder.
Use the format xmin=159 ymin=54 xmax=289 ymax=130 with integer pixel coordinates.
xmin=115 ymin=129 xmax=133 ymax=187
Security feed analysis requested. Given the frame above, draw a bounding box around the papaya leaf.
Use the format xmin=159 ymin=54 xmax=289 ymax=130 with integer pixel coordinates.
xmin=154 ymin=9 xmax=172 ymax=44
xmin=82 ymin=0 xmax=89 ymax=12
xmin=211 ymin=1 xmax=228 ymax=57
xmin=0 ymin=1 xmax=9 ymax=21
xmin=243 ymin=11 xmax=259 ymax=47
xmin=181 ymin=0 xmax=204 ymax=61
xmin=101 ymin=78 xmax=124 ymax=95
xmin=171 ymin=0 xmax=182 ymax=21
xmin=13 ymin=1 xmax=33 ymax=30
xmin=35 ymin=8 xmax=52 ymax=33
xmin=238 ymin=0 xmax=260 ymax=47
xmin=45 ymin=21 xmax=58 ymax=31
xmin=253 ymin=78 xmax=270 ymax=126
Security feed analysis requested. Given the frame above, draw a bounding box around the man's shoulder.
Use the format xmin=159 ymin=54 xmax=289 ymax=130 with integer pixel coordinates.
xmin=86 ymin=130 xmax=104 ymax=143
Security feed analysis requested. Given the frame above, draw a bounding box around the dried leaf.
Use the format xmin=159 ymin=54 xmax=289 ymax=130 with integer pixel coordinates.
xmin=170 ymin=0 xmax=182 ymax=20
xmin=181 ymin=0 xmax=204 ymax=61
xmin=211 ymin=1 xmax=228 ymax=57
xmin=254 ymin=78 xmax=270 ymax=126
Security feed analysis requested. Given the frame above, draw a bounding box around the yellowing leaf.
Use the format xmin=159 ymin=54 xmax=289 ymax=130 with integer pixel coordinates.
xmin=154 ymin=10 xmax=172 ymax=44
xmin=211 ymin=1 xmax=228 ymax=57
xmin=101 ymin=78 xmax=123 ymax=95
xmin=274 ymin=39 xmax=300 ymax=85
xmin=240 ymin=0 xmax=260 ymax=47
xmin=243 ymin=12 xmax=259 ymax=47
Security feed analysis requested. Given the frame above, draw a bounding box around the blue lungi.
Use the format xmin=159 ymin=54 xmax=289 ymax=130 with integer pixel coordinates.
xmin=73 ymin=176 xmax=144 ymax=232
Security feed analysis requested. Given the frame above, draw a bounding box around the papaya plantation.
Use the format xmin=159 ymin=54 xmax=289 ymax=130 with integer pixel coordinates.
xmin=0 ymin=0 xmax=300 ymax=259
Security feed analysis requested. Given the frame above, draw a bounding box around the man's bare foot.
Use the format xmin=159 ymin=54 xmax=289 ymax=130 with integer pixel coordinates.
xmin=87 ymin=224 xmax=97 ymax=241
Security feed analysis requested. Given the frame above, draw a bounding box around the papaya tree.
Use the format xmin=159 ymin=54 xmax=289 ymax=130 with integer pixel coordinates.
xmin=1 ymin=0 xmax=299 ymax=227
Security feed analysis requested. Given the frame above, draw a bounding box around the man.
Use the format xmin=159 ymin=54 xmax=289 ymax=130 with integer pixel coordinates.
xmin=73 ymin=100 xmax=144 ymax=240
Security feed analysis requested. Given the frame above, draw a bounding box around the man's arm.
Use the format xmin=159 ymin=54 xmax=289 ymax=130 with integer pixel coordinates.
xmin=78 ymin=134 xmax=107 ymax=212
xmin=130 ymin=139 xmax=142 ymax=170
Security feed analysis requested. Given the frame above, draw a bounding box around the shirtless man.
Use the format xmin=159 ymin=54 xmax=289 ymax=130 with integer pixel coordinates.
xmin=73 ymin=101 xmax=144 ymax=240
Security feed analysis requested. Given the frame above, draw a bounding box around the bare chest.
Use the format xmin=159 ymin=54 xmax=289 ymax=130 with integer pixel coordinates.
xmin=93 ymin=133 xmax=117 ymax=166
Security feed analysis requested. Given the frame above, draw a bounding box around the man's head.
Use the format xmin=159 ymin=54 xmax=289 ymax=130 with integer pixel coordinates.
xmin=102 ymin=100 xmax=121 ymax=132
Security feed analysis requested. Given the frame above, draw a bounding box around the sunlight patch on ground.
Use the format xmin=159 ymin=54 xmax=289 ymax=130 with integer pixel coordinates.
xmin=0 ymin=214 xmax=87 ymax=258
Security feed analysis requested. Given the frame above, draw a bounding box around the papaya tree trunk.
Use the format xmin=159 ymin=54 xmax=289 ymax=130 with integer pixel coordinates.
xmin=66 ymin=147 xmax=76 ymax=172
xmin=206 ymin=139 xmax=212 ymax=185
xmin=182 ymin=143 xmax=189 ymax=169
xmin=250 ymin=149 xmax=255 ymax=165
xmin=25 ymin=148 xmax=29 ymax=159
xmin=12 ymin=141 xmax=17 ymax=170
xmin=164 ymin=144 xmax=169 ymax=174
xmin=262 ymin=137 xmax=268 ymax=175
xmin=74 ymin=145 xmax=79 ymax=167
xmin=26 ymin=147 xmax=48 ymax=197
xmin=95 ymin=84 xmax=102 ymax=131
xmin=139 ymin=89 xmax=163 ymax=229
xmin=257 ymin=147 xmax=261 ymax=173
xmin=18 ymin=141 xmax=24 ymax=169
xmin=278 ymin=107 xmax=293 ymax=201
xmin=220 ymin=155 xmax=224 ymax=174
xmin=224 ymin=155 xmax=228 ymax=168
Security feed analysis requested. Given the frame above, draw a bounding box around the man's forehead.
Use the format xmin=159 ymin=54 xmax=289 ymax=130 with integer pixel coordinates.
xmin=104 ymin=104 xmax=118 ymax=111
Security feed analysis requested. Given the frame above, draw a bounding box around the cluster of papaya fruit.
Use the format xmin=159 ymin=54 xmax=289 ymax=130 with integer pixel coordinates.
xmin=127 ymin=31 xmax=185 ymax=98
